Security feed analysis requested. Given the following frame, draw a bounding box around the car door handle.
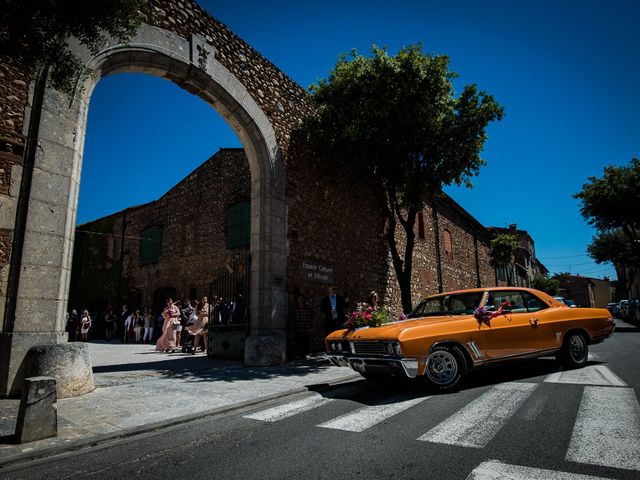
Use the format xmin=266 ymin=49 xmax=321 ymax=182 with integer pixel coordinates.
xmin=529 ymin=318 xmax=539 ymax=326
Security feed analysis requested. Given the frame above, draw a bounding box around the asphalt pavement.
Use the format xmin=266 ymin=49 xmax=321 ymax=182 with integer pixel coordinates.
xmin=0 ymin=341 xmax=359 ymax=467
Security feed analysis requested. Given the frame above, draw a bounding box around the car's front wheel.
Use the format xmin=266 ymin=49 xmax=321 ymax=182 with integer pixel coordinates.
xmin=424 ymin=345 xmax=467 ymax=391
xmin=558 ymin=332 xmax=589 ymax=368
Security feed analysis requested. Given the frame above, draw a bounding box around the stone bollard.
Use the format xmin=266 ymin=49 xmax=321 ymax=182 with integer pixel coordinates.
xmin=15 ymin=376 xmax=57 ymax=443
xmin=25 ymin=343 xmax=95 ymax=398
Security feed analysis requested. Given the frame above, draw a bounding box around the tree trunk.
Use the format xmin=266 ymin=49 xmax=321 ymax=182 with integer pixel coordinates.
xmin=383 ymin=207 xmax=418 ymax=315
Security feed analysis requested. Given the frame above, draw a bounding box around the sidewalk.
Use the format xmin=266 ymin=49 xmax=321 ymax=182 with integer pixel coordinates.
xmin=0 ymin=342 xmax=359 ymax=467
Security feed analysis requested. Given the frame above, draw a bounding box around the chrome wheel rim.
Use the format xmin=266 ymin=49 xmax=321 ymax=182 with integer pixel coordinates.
xmin=569 ymin=335 xmax=586 ymax=362
xmin=426 ymin=350 xmax=458 ymax=385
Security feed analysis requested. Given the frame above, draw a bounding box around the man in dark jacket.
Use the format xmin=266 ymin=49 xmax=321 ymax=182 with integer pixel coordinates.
xmin=321 ymin=284 xmax=347 ymax=336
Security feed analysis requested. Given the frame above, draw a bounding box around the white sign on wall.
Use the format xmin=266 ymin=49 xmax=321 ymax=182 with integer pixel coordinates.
xmin=301 ymin=260 xmax=334 ymax=284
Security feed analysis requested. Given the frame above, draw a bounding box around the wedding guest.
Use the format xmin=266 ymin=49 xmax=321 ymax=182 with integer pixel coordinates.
xmin=133 ymin=309 xmax=144 ymax=343
xmin=124 ymin=311 xmax=135 ymax=343
xmin=66 ymin=309 xmax=79 ymax=342
xmin=119 ymin=304 xmax=129 ymax=343
xmin=80 ymin=309 xmax=92 ymax=341
xmin=143 ymin=308 xmax=154 ymax=343
xmin=187 ymin=296 xmax=210 ymax=355
xmin=104 ymin=309 xmax=116 ymax=341
xmin=367 ymin=290 xmax=380 ymax=309
xmin=321 ymin=284 xmax=347 ymax=335
xmin=156 ymin=298 xmax=180 ymax=353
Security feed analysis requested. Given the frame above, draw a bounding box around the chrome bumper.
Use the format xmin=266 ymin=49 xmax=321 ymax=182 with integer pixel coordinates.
xmin=327 ymin=354 xmax=420 ymax=378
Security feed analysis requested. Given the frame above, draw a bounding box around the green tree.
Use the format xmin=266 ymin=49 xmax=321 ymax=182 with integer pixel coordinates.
xmin=306 ymin=45 xmax=503 ymax=312
xmin=587 ymin=229 xmax=638 ymax=298
xmin=531 ymin=275 xmax=559 ymax=296
xmin=489 ymin=234 xmax=519 ymax=285
xmin=0 ymin=0 xmax=146 ymax=95
xmin=575 ymin=158 xmax=640 ymax=248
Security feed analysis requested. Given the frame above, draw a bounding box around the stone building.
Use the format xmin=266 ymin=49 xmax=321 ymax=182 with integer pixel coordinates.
xmin=488 ymin=224 xmax=548 ymax=287
xmin=71 ymin=147 xmax=497 ymax=354
xmin=0 ymin=0 xmax=496 ymax=395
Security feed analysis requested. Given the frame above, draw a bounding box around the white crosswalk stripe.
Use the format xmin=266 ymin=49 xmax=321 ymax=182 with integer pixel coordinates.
xmin=466 ymin=460 xmax=615 ymax=480
xmin=243 ymin=394 xmax=335 ymax=422
xmin=566 ymin=386 xmax=640 ymax=472
xmin=544 ymin=365 xmax=627 ymax=387
xmin=417 ymin=382 xmax=537 ymax=448
xmin=317 ymin=395 xmax=430 ymax=432
xmin=243 ymin=384 xmax=361 ymax=422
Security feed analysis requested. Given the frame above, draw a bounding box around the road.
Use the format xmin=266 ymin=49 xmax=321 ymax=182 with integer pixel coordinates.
xmin=3 ymin=321 xmax=639 ymax=480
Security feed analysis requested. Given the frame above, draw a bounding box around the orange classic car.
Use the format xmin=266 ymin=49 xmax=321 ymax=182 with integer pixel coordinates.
xmin=325 ymin=287 xmax=615 ymax=390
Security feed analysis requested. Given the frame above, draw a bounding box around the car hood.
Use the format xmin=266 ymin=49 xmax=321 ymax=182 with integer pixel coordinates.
xmin=332 ymin=315 xmax=474 ymax=340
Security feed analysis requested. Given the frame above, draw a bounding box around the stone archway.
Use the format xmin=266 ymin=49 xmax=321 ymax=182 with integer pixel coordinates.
xmin=1 ymin=23 xmax=289 ymax=396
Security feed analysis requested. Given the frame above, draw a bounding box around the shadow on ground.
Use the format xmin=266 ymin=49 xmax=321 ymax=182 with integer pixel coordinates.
xmin=92 ymin=354 xmax=340 ymax=385
xmin=308 ymin=357 xmax=598 ymax=405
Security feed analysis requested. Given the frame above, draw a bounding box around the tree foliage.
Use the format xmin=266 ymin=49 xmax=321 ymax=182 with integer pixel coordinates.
xmin=489 ymin=233 xmax=519 ymax=286
xmin=489 ymin=234 xmax=519 ymax=269
xmin=0 ymin=0 xmax=147 ymax=94
xmin=587 ymin=228 xmax=638 ymax=297
xmin=575 ymin=158 xmax=640 ymax=247
xmin=531 ymin=275 xmax=559 ymax=296
xmin=306 ymin=45 xmax=503 ymax=312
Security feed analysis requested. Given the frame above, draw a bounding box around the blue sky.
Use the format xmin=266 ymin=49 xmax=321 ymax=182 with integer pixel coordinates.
xmin=80 ymin=0 xmax=640 ymax=279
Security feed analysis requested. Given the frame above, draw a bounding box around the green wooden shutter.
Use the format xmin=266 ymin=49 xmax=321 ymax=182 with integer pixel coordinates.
xmin=140 ymin=226 xmax=162 ymax=265
xmin=226 ymin=202 xmax=250 ymax=248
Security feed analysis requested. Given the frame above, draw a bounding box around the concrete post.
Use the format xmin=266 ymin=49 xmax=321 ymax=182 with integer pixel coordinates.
xmin=15 ymin=376 xmax=57 ymax=443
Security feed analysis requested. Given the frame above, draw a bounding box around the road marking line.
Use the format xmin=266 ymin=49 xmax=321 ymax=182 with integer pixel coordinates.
xmin=317 ymin=395 xmax=429 ymax=432
xmin=566 ymin=386 xmax=640 ymax=471
xmin=243 ymin=384 xmax=362 ymax=422
xmin=466 ymin=460 xmax=615 ymax=479
xmin=418 ymin=382 xmax=537 ymax=448
xmin=243 ymin=394 xmax=334 ymax=422
xmin=544 ymin=365 xmax=626 ymax=386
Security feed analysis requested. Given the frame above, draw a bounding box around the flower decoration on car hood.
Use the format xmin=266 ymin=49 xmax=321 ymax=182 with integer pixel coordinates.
xmin=344 ymin=303 xmax=390 ymax=331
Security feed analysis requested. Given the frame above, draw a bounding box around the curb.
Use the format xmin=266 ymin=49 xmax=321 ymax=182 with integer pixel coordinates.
xmin=0 ymin=372 xmax=360 ymax=470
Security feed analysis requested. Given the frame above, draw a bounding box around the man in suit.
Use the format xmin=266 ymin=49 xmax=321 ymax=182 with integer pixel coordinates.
xmin=321 ymin=284 xmax=347 ymax=336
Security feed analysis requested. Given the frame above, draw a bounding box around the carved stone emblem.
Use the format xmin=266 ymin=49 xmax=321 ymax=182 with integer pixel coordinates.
xmin=190 ymin=34 xmax=216 ymax=71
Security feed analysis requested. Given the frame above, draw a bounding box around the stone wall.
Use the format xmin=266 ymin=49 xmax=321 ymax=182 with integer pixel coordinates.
xmin=70 ymin=148 xmax=251 ymax=311
xmin=0 ymin=56 xmax=29 ymax=148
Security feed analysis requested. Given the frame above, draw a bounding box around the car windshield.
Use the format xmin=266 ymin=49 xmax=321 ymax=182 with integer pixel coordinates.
xmin=409 ymin=292 xmax=485 ymax=318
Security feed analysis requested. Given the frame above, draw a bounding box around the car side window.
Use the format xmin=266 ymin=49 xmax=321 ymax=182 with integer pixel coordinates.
xmin=521 ymin=292 xmax=548 ymax=312
xmin=487 ymin=291 xmax=527 ymax=313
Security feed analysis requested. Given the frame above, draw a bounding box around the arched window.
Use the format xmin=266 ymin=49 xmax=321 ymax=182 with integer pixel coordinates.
xmin=140 ymin=226 xmax=162 ymax=265
xmin=226 ymin=201 xmax=250 ymax=249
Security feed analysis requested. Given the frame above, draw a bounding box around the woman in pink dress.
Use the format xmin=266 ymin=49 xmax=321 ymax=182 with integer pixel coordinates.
xmin=187 ymin=296 xmax=209 ymax=355
xmin=155 ymin=298 xmax=180 ymax=353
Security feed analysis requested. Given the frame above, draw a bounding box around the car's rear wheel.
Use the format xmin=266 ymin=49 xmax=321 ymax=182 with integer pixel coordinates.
xmin=558 ymin=332 xmax=589 ymax=368
xmin=424 ymin=345 xmax=467 ymax=391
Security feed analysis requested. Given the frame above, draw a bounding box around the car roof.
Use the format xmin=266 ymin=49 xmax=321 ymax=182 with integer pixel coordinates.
xmin=424 ymin=287 xmax=562 ymax=306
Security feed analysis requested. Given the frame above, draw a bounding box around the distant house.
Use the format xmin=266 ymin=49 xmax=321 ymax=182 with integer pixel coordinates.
xmin=556 ymin=275 xmax=613 ymax=308
xmin=487 ymin=224 xmax=548 ymax=287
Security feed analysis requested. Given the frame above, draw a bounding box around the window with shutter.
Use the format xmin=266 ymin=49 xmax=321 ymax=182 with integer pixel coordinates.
xmin=226 ymin=201 xmax=250 ymax=249
xmin=140 ymin=226 xmax=162 ymax=265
